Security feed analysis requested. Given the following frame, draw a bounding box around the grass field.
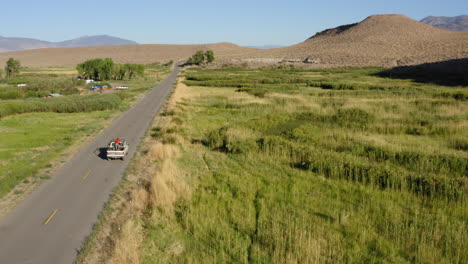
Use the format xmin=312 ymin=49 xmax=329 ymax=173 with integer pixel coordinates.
xmin=0 ymin=64 xmax=171 ymax=199
xmin=0 ymin=111 xmax=114 ymax=198
xmin=99 ymin=66 xmax=467 ymax=264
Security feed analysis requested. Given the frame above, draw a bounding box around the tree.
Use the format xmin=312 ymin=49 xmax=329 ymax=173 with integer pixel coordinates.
xmin=5 ymin=58 xmax=20 ymax=78
xmin=193 ymin=50 xmax=205 ymax=64
xmin=205 ymin=50 xmax=215 ymax=63
xmin=99 ymin=58 xmax=115 ymax=80
xmin=77 ymin=58 xmax=115 ymax=80
xmin=187 ymin=50 xmax=215 ymax=65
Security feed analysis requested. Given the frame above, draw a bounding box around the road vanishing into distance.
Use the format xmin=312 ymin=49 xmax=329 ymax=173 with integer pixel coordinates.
xmin=0 ymin=64 xmax=181 ymax=264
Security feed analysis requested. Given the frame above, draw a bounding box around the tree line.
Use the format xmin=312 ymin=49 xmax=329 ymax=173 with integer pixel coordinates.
xmin=76 ymin=58 xmax=144 ymax=80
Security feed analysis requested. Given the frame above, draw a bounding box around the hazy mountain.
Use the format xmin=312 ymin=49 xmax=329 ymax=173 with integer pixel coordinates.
xmin=0 ymin=35 xmax=138 ymax=52
xmin=421 ymin=15 xmax=468 ymax=31
xmin=245 ymin=45 xmax=284 ymax=49
xmin=0 ymin=36 xmax=56 ymax=52
xmin=57 ymin=35 xmax=138 ymax=47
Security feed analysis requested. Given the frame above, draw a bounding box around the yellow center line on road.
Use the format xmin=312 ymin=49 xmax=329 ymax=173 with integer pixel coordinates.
xmin=43 ymin=209 xmax=59 ymax=225
xmin=83 ymin=170 xmax=91 ymax=180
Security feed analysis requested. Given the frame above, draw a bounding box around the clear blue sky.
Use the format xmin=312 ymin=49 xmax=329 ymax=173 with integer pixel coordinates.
xmin=3 ymin=0 xmax=467 ymax=46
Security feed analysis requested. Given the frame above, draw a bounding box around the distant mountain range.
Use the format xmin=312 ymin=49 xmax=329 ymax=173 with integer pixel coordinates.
xmin=420 ymin=15 xmax=468 ymax=31
xmin=245 ymin=45 xmax=285 ymax=49
xmin=0 ymin=35 xmax=138 ymax=52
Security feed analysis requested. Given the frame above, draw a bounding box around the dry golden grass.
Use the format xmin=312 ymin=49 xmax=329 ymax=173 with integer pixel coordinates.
xmin=149 ymin=159 xmax=190 ymax=212
xmin=108 ymin=219 xmax=143 ymax=264
xmin=167 ymin=79 xmax=192 ymax=110
xmin=148 ymin=142 xmax=179 ymax=161
xmin=165 ymin=241 xmax=185 ymax=256
xmin=132 ymin=187 xmax=149 ymax=214
xmin=21 ymin=68 xmax=78 ymax=74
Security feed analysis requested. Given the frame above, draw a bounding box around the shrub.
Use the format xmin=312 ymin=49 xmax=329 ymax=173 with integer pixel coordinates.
xmin=114 ymin=91 xmax=132 ymax=100
xmin=202 ymin=127 xmax=256 ymax=154
xmin=337 ymin=83 xmax=356 ymax=90
xmin=405 ymin=126 xmax=430 ymax=136
xmin=151 ymin=128 xmax=163 ymax=139
xmin=163 ymin=136 xmax=177 ymax=144
xmin=202 ymin=127 xmax=229 ymax=150
xmin=163 ymin=60 xmax=173 ymax=67
xmin=437 ymin=92 xmax=468 ymax=101
xmin=172 ymin=117 xmax=183 ymax=125
xmin=450 ymin=138 xmax=468 ymax=151
xmin=0 ymin=90 xmax=22 ymax=100
xmin=160 ymin=110 xmax=175 ymax=116
xmin=205 ymin=50 xmax=215 ymax=63
xmin=332 ymin=108 xmax=374 ymax=128
xmin=251 ymin=89 xmax=267 ymax=98
xmin=452 ymin=92 xmax=467 ymax=101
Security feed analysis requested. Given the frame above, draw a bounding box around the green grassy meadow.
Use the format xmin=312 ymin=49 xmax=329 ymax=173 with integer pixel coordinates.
xmin=0 ymin=64 xmax=170 ymax=198
xmin=138 ymin=67 xmax=467 ymax=263
xmin=0 ymin=111 xmax=114 ymax=197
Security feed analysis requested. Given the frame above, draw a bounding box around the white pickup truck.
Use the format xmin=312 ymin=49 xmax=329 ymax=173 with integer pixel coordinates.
xmin=106 ymin=139 xmax=129 ymax=160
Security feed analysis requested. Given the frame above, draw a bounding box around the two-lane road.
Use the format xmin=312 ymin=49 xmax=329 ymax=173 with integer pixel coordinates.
xmin=0 ymin=64 xmax=181 ymax=263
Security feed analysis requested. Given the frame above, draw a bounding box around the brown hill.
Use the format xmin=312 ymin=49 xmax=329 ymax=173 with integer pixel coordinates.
xmin=0 ymin=42 xmax=255 ymax=68
xmin=257 ymin=14 xmax=468 ymax=66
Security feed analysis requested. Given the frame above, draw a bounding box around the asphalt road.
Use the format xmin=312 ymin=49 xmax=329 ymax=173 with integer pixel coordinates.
xmin=0 ymin=64 xmax=181 ymax=264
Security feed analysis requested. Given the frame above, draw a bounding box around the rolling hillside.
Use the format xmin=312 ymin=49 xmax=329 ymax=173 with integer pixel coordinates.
xmin=0 ymin=42 xmax=255 ymax=67
xmin=258 ymin=14 xmax=468 ymax=66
